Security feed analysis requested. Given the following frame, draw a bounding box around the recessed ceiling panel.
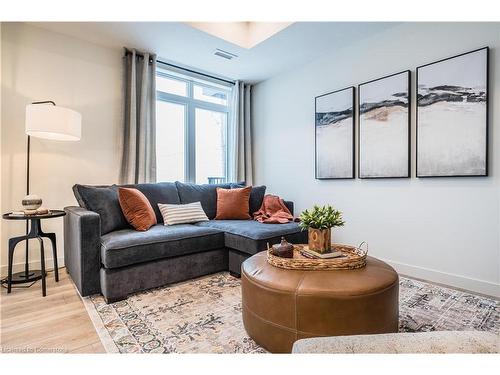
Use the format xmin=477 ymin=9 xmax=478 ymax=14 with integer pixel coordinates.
xmin=186 ymin=22 xmax=292 ymax=49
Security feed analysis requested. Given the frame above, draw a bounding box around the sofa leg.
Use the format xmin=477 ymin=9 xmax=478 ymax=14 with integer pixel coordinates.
xmin=229 ymin=271 xmax=241 ymax=278
xmin=104 ymin=296 xmax=126 ymax=304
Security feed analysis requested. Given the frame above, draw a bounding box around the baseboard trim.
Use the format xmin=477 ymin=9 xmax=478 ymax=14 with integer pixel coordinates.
xmin=382 ymin=258 xmax=500 ymax=298
xmin=0 ymin=258 xmax=64 ymax=278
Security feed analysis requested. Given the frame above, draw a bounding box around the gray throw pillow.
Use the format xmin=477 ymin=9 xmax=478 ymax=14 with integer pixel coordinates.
xmin=230 ymin=183 xmax=266 ymax=215
xmin=72 ymin=184 xmax=129 ymax=234
xmin=175 ymin=181 xmax=232 ymax=219
xmin=121 ymin=182 xmax=180 ymax=224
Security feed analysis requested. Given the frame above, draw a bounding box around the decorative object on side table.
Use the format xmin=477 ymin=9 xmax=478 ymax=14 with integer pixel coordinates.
xmin=21 ymin=194 xmax=43 ymax=214
xmin=298 ymin=204 xmax=345 ymax=253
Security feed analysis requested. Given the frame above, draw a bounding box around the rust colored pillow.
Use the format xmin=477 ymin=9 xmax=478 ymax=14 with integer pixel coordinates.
xmin=118 ymin=187 xmax=157 ymax=231
xmin=215 ymin=186 xmax=252 ymax=220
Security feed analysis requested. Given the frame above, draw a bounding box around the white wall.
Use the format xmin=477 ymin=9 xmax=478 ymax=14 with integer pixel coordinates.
xmin=253 ymin=22 xmax=500 ymax=296
xmin=1 ymin=23 xmax=122 ymax=274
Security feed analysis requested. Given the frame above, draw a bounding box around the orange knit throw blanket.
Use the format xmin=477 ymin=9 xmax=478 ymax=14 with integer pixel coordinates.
xmin=253 ymin=194 xmax=294 ymax=224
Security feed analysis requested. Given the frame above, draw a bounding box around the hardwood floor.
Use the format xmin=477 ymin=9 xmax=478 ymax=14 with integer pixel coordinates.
xmin=0 ymin=269 xmax=105 ymax=353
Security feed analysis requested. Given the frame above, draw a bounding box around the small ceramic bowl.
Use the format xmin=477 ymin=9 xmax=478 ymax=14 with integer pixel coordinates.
xmin=22 ymin=194 xmax=42 ymax=211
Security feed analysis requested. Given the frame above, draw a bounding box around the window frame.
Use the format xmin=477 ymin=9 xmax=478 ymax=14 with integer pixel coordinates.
xmin=156 ymin=69 xmax=232 ymax=183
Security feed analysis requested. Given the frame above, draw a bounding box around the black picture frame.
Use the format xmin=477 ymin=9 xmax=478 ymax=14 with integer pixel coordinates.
xmin=315 ymin=86 xmax=355 ymax=179
xmin=416 ymin=47 xmax=489 ymax=178
xmin=358 ymin=70 xmax=411 ymax=179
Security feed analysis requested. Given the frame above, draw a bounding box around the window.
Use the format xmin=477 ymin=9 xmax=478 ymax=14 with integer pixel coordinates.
xmin=195 ymin=108 xmax=227 ymax=184
xmin=155 ymin=101 xmax=185 ymax=182
xmin=155 ymin=65 xmax=233 ymax=184
xmin=157 ymin=75 xmax=187 ymax=97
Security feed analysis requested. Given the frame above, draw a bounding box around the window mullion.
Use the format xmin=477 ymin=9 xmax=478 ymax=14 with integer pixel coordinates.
xmin=182 ymin=103 xmax=189 ymax=183
xmin=223 ymin=112 xmax=229 ymax=183
xmin=187 ymin=82 xmax=196 ymax=183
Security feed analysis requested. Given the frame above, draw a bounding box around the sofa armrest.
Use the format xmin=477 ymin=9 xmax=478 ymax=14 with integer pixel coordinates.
xmin=64 ymin=206 xmax=101 ymax=296
xmin=283 ymin=200 xmax=294 ymax=216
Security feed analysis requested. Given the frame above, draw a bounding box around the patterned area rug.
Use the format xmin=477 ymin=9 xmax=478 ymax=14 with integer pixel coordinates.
xmin=82 ymin=272 xmax=499 ymax=353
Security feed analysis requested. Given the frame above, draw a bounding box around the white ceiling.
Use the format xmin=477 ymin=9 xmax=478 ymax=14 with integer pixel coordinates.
xmin=29 ymin=22 xmax=399 ymax=83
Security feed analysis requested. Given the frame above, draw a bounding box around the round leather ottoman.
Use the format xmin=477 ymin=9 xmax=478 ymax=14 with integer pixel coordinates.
xmin=241 ymin=252 xmax=399 ymax=353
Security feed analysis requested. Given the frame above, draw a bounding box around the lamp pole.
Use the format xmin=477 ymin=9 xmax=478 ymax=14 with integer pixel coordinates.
xmin=19 ymin=100 xmax=56 ymax=281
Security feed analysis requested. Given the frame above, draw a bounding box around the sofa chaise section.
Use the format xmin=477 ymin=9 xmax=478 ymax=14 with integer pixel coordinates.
xmin=195 ymin=220 xmax=305 ymax=255
xmin=194 ymin=220 xmax=306 ymax=276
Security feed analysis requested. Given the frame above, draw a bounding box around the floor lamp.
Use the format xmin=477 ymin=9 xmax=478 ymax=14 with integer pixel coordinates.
xmin=13 ymin=101 xmax=81 ymax=284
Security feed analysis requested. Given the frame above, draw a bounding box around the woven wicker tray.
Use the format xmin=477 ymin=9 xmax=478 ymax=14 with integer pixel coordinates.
xmin=266 ymin=242 xmax=368 ymax=271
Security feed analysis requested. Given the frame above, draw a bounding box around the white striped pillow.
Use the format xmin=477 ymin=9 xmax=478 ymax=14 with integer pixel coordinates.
xmin=158 ymin=202 xmax=209 ymax=225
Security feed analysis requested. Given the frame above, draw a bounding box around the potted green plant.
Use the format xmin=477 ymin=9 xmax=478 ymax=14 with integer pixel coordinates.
xmin=298 ymin=205 xmax=345 ymax=253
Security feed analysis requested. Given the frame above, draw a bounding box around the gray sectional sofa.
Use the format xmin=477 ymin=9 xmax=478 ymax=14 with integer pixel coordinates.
xmin=64 ymin=181 xmax=306 ymax=303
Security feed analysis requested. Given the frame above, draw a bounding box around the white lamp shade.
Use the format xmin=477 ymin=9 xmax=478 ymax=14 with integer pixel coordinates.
xmin=25 ymin=104 xmax=81 ymax=141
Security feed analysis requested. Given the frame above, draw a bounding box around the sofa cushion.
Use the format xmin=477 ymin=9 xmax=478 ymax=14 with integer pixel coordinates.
xmin=230 ymin=184 xmax=266 ymax=215
xmin=194 ymin=220 xmax=307 ymax=255
xmin=175 ymin=181 xmax=232 ymax=219
xmin=100 ymin=224 xmax=224 ymax=269
xmin=123 ymin=182 xmax=180 ymax=224
xmin=118 ymin=188 xmax=157 ymax=231
xmin=73 ymin=184 xmax=129 ymax=235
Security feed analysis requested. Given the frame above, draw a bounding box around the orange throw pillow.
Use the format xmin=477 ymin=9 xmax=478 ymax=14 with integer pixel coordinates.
xmin=118 ymin=187 xmax=157 ymax=231
xmin=215 ymin=186 xmax=252 ymax=220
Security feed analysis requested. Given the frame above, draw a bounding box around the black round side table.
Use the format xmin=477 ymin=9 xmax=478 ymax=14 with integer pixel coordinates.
xmin=2 ymin=210 xmax=66 ymax=297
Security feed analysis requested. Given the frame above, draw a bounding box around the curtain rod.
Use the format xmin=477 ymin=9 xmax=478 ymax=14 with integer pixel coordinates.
xmin=124 ymin=49 xmax=235 ymax=85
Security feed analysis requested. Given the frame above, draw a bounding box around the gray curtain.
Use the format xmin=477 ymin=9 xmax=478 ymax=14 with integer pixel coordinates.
xmin=228 ymin=81 xmax=253 ymax=184
xmin=120 ymin=48 xmax=157 ymax=184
